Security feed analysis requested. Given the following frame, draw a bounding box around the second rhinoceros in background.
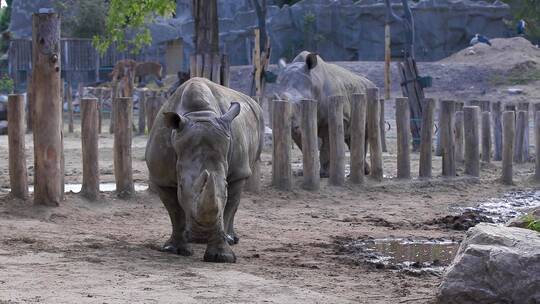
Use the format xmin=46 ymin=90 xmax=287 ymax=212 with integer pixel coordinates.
xmin=275 ymin=51 xmax=376 ymax=177
xmin=146 ymin=77 xmax=263 ymax=263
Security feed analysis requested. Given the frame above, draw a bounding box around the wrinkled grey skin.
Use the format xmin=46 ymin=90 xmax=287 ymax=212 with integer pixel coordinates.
xmin=146 ymin=77 xmax=263 ymax=263
xmin=276 ymin=51 xmax=376 ymax=176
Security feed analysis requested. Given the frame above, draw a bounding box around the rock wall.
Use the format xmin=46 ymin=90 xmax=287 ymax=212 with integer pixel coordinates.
xmin=9 ymin=0 xmax=512 ymax=66
xmin=174 ymin=0 xmax=511 ymax=65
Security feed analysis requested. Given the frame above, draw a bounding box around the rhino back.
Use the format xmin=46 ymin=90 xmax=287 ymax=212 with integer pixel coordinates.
xmin=314 ymin=59 xmax=375 ymax=124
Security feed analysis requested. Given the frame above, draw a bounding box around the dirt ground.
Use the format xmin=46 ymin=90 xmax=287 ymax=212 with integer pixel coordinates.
xmin=1 ymin=37 xmax=540 ymax=303
xmin=1 ymin=114 xmax=538 ymax=304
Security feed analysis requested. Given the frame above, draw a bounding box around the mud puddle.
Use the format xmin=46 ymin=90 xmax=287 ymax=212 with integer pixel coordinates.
xmin=433 ymin=191 xmax=540 ymax=230
xmin=336 ymin=237 xmax=459 ymax=276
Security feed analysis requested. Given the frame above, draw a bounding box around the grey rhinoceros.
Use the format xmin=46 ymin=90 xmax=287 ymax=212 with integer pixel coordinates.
xmin=146 ymin=77 xmax=263 ymax=263
xmin=276 ymin=51 xmax=376 ymax=176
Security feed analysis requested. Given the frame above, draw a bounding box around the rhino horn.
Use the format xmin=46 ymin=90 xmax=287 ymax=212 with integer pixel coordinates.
xmin=195 ymin=171 xmax=221 ymax=227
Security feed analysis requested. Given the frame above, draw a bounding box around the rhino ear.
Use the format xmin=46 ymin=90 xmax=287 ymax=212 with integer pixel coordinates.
xmin=306 ymin=53 xmax=318 ymax=70
xmin=221 ymin=102 xmax=241 ymax=124
xmin=163 ymin=112 xmax=188 ymax=131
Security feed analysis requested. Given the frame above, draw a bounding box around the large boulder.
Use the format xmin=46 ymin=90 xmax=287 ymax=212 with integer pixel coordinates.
xmin=437 ymin=223 xmax=540 ymax=304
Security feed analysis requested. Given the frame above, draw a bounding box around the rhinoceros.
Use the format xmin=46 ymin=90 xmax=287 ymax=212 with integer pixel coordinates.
xmin=146 ymin=77 xmax=263 ymax=263
xmin=276 ymin=51 xmax=376 ymax=176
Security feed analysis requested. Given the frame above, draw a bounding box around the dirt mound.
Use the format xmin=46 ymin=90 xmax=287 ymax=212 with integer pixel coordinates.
xmin=440 ymin=37 xmax=540 ymax=67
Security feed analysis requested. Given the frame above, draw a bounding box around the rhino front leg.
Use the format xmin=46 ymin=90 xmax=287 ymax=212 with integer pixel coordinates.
xmin=155 ymin=185 xmax=192 ymax=256
xmin=223 ymin=179 xmax=245 ymax=245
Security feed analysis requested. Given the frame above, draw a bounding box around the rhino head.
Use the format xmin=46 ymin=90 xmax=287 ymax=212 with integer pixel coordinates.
xmin=162 ymin=91 xmax=240 ymax=252
xmin=275 ymin=52 xmax=321 ymax=144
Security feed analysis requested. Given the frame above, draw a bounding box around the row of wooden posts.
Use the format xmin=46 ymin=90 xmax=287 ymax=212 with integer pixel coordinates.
xmin=7 ymin=91 xmax=164 ymax=202
xmin=269 ymin=88 xmax=540 ymax=191
xmin=60 ymin=87 xmax=165 ymax=136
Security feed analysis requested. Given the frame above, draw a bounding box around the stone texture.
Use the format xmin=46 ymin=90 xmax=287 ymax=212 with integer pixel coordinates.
xmin=9 ymin=0 xmax=511 ymax=66
xmin=437 ymin=223 xmax=540 ymax=304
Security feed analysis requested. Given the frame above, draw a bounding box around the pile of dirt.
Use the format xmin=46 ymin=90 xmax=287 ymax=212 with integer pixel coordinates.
xmin=440 ymin=37 xmax=540 ymax=68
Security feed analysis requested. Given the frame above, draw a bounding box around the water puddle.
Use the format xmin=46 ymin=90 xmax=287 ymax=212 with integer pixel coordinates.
xmin=1 ymin=183 xmax=149 ymax=194
xmin=460 ymin=191 xmax=540 ymax=223
xmin=339 ymin=238 xmax=459 ymax=275
xmin=433 ymin=191 xmax=540 ymax=230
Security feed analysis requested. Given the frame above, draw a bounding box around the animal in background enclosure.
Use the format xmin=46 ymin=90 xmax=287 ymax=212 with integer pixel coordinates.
xmin=470 ymin=34 xmax=492 ymax=46
xmin=135 ymin=62 xmax=163 ymax=85
xmin=109 ymin=59 xmax=138 ymax=81
xmin=145 ymin=77 xmax=263 ymax=263
xmin=517 ymin=19 xmax=526 ymax=36
xmin=275 ymin=51 xmax=375 ymax=177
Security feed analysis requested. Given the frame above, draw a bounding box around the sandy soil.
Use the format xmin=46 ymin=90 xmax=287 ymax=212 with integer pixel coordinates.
xmin=1 ymin=37 xmax=540 ymax=303
xmin=0 ymin=114 xmax=537 ymax=304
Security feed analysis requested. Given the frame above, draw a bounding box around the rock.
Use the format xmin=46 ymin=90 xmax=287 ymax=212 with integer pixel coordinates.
xmin=507 ymin=207 xmax=540 ymax=229
xmin=437 ymin=223 xmax=540 ymax=304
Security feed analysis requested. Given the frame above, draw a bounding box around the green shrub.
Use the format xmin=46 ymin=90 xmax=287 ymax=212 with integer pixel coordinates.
xmin=523 ymin=214 xmax=540 ymax=232
xmin=0 ymin=75 xmax=13 ymax=94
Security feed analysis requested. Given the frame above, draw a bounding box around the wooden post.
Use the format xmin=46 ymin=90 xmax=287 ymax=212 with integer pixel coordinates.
xmin=502 ymin=111 xmax=515 ymax=185
xmin=440 ymin=100 xmax=456 ymax=177
xmin=367 ymin=88 xmax=383 ymax=181
xmin=514 ymin=110 xmax=527 ymax=164
xmin=96 ymin=88 xmax=103 ymax=134
xmin=8 ymin=94 xmax=29 ymax=199
xmin=253 ymin=28 xmax=262 ymax=97
xmin=455 ymin=101 xmax=464 ymax=112
xmin=190 ymin=54 xmax=197 ymax=77
xmin=396 ymin=97 xmax=410 ymax=179
xmin=196 ymin=54 xmax=203 ymax=77
xmin=137 ymin=89 xmax=146 ymax=135
xmin=328 ymin=95 xmax=346 ymax=186
xmin=146 ymin=92 xmax=160 ymax=133
xmin=80 ymin=98 xmax=99 ymax=200
xmin=464 ymin=106 xmax=480 ymax=177
xmin=481 ymin=111 xmax=491 ymax=163
xmin=419 ymin=98 xmax=435 ymax=178
xmin=380 ymin=98 xmax=387 ymax=152
xmin=454 ymin=111 xmax=465 ymax=163
xmin=110 ymin=82 xmax=118 ymax=134
xmin=435 ymin=101 xmax=443 ymax=156
xmin=26 ymin=73 xmax=33 ymax=132
xmin=203 ymin=54 xmax=212 ymax=79
xmin=384 ymin=23 xmax=391 ymax=100
xmin=299 ymin=99 xmax=319 ymax=190
xmin=518 ymin=102 xmax=530 ymax=161
xmin=221 ymin=54 xmax=230 ymax=87
xmin=32 ymin=13 xmax=62 ymax=206
xmin=272 ymin=100 xmax=292 ymax=190
xmin=113 ymin=97 xmax=134 ymax=198
xmin=535 ymin=111 xmax=540 ymax=182
xmin=67 ymin=84 xmax=74 ymax=133
xmin=492 ymin=101 xmax=502 ymax=161
xmin=211 ymin=54 xmax=221 ymax=84
xmin=350 ymin=93 xmax=367 ymax=184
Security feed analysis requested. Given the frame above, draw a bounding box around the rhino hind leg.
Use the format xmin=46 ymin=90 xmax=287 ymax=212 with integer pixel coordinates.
xmin=155 ymin=185 xmax=193 ymax=256
xmin=223 ymin=179 xmax=245 ymax=245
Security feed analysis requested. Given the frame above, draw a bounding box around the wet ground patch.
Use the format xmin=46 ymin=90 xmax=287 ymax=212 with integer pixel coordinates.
xmin=429 ymin=190 xmax=540 ymax=230
xmin=334 ymin=236 xmax=459 ymax=276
